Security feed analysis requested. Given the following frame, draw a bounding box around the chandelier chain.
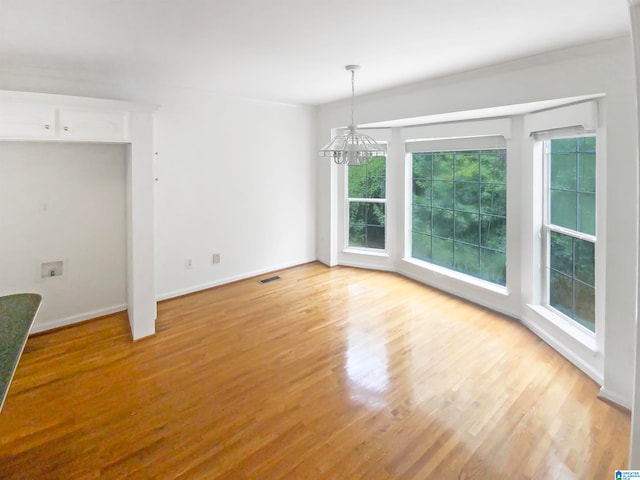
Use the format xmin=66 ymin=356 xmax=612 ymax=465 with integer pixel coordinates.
xmin=351 ymin=68 xmax=355 ymax=127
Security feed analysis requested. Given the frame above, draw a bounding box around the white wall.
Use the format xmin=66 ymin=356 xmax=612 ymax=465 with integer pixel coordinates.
xmin=0 ymin=142 xmax=127 ymax=331
xmin=153 ymin=89 xmax=316 ymax=298
xmin=0 ymin=72 xmax=317 ymax=322
xmin=626 ymin=0 xmax=640 ymax=467
xmin=317 ymin=37 xmax=638 ymax=407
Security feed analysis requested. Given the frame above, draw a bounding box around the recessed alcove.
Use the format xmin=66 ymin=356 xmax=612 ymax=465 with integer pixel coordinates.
xmin=0 ymin=90 xmax=157 ymax=340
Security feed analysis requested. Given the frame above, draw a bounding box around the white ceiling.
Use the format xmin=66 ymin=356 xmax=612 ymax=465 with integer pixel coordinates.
xmin=0 ymin=0 xmax=631 ymax=106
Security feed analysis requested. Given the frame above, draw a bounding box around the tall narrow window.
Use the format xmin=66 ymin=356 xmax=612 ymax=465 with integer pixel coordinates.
xmin=347 ymin=156 xmax=386 ymax=250
xmin=545 ymin=136 xmax=596 ymax=331
xmin=411 ymin=148 xmax=507 ymax=285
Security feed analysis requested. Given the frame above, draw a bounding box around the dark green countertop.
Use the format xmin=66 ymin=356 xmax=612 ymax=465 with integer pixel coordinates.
xmin=0 ymin=293 xmax=42 ymax=412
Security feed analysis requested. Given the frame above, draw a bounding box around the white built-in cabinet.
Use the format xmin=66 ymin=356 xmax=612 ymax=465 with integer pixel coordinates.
xmin=0 ymin=90 xmax=157 ymax=340
xmin=0 ymin=104 xmax=129 ymax=142
xmin=0 ymin=104 xmax=57 ymax=139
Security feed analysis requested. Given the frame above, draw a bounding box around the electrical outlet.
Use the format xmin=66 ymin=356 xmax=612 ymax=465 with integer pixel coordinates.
xmin=212 ymin=253 xmax=220 ymax=264
xmin=185 ymin=258 xmax=193 ymax=269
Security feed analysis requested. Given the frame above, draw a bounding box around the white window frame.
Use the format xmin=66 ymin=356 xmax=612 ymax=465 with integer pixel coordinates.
xmin=339 ymin=132 xmax=391 ymax=256
xmin=540 ymin=132 xmax=598 ymax=337
xmin=400 ymin=118 xmax=512 ymax=294
xmin=524 ymin=99 xmax=605 ymax=356
xmin=345 ymin=194 xmax=387 ymax=253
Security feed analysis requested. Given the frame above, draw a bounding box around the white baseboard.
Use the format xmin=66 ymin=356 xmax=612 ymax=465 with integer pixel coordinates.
xmin=29 ymin=259 xmax=317 ymax=333
xmin=156 ymin=257 xmax=317 ymax=301
xmin=398 ymin=266 xmax=520 ymax=320
xmin=316 ymin=255 xmax=332 ymax=267
xmin=598 ymin=386 xmax=632 ymax=411
xmin=337 ymin=260 xmax=396 ymax=272
xmin=31 ymin=303 xmax=127 ymax=334
xmin=519 ymin=315 xmax=603 ymax=385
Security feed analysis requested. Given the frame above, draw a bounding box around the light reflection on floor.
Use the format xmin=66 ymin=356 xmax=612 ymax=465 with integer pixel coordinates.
xmin=345 ymin=323 xmax=390 ymax=409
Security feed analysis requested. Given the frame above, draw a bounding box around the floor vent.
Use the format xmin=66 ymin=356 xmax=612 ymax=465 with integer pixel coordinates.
xmin=259 ymin=275 xmax=281 ymax=284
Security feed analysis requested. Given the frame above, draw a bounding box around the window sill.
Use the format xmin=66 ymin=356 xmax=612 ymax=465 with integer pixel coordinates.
xmin=342 ymin=247 xmax=389 ymax=258
xmin=401 ymin=257 xmax=509 ymax=296
xmin=526 ymin=304 xmax=598 ymax=352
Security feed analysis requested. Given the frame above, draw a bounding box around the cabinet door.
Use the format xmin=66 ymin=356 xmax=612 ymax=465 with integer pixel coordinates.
xmin=59 ymin=110 xmax=129 ymax=142
xmin=0 ymin=104 xmax=57 ymax=139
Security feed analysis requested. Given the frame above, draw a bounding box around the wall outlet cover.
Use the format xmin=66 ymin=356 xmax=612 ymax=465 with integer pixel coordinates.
xmin=41 ymin=260 xmax=64 ymax=279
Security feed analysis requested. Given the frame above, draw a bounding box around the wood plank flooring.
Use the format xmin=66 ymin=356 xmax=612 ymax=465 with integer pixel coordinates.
xmin=0 ymin=262 xmax=630 ymax=479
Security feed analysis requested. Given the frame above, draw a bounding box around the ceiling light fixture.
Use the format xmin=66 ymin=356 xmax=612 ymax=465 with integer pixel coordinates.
xmin=319 ymin=65 xmax=386 ymax=166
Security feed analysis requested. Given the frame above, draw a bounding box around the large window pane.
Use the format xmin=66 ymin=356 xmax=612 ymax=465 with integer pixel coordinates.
xmin=548 ymin=231 xmax=595 ymax=332
xmin=348 ymin=202 xmax=386 ymax=249
xmin=549 ymin=137 xmax=596 ymax=236
xmin=411 ymin=148 xmax=507 ymax=286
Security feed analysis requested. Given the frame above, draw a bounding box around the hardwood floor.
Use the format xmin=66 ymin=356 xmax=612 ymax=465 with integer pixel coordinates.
xmin=0 ymin=262 xmax=630 ymax=479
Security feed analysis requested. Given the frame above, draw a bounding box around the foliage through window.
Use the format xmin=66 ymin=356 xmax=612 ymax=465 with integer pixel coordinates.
xmin=411 ymin=149 xmax=507 ymax=285
xmin=348 ymin=156 xmax=386 ymax=249
xmin=546 ymin=136 xmax=596 ymax=331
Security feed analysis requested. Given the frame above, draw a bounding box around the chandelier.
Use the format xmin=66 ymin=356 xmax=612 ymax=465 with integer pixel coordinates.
xmin=319 ymin=65 xmax=386 ymax=166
